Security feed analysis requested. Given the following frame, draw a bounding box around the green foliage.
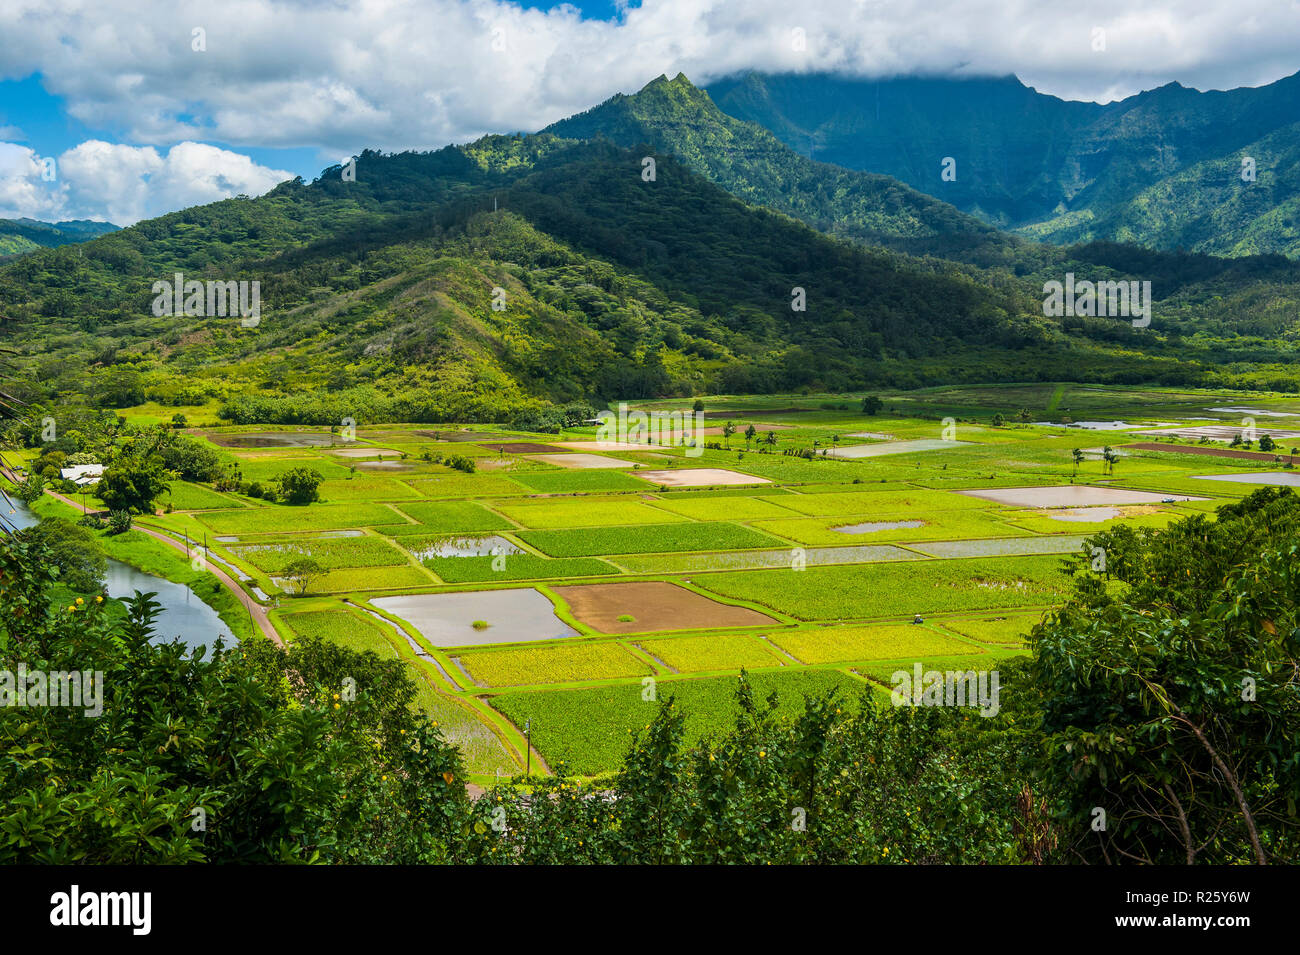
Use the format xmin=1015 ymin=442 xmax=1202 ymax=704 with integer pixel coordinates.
xmin=1042 ymin=487 xmax=1300 ymax=863
xmin=0 ymin=536 xmax=477 ymax=863
xmin=275 ymin=467 xmax=324 ymax=505
xmin=16 ymin=517 xmax=107 ymax=592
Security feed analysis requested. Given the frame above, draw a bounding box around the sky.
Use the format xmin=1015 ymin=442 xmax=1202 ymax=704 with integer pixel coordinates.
xmin=1 ymin=0 xmax=1299 ymax=225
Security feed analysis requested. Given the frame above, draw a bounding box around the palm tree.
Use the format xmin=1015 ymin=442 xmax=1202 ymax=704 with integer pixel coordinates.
xmin=764 ymin=431 xmax=778 ymax=449
xmin=1102 ymin=446 xmax=1119 ymax=477
xmin=744 ymin=424 xmax=756 ymax=449
xmin=1071 ymin=448 xmax=1084 ymax=482
xmin=722 ymin=421 xmax=735 ymax=450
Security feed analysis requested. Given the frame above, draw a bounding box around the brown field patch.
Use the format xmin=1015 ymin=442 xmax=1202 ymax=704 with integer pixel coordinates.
xmin=555 ymin=581 xmax=777 ymax=633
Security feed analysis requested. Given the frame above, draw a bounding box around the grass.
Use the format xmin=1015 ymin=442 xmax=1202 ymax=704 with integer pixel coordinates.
xmin=304 ymin=565 xmax=434 ymax=593
xmin=456 ymin=642 xmax=652 ymax=687
xmin=491 ymin=496 xmax=689 ymax=529
xmin=280 ymin=608 xmax=398 ymax=657
xmin=695 ymin=555 xmax=1070 ymax=621
xmin=751 ymin=509 xmax=1024 ymax=546
xmin=637 ymin=633 xmax=787 ymax=672
xmin=165 ymin=481 xmax=242 ymax=510
xmin=390 ymin=501 xmax=512 ymax=533
xmin=422 ymin=554 xmax=618 ymax=583
xmin=517 ymin=522 xmax=782 ymax=557
xmin=646 ymin=495 xmax=799 ymax=521
xmin=489 ymin=668 xmax=868 ymax=776
xmin=939 ymin=612 xmax=1044 ymax=645
xmin=508 ymin=470 xmax=650 ymax=493
xmin=230 ymin=536 xmax=407 ymax=572
xmin=404 ymin=471 xmax=530 ymax=497
xmin=197 ymin=503 xmax=406 ymax=535
xmin=772 ymin=488 xmax=990 ymax=516
xmin=766 ymin=624 xmax=981 ymax=665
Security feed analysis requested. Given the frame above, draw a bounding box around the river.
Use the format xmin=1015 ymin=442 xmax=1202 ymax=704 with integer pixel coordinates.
xmin=6 ymin=499 xmax=236 ymax=651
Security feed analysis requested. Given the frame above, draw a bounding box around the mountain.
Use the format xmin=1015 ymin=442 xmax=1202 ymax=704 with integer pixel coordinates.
xmin=707 ymin=71 xmax=1300 ymax=257
xmin=0 ymin=218 xmax=120 ymax=257
xmin=543 ymin=74 xmax=1017 ymax=262
xmin=2 ymin=82 xmax=1299 ymax=422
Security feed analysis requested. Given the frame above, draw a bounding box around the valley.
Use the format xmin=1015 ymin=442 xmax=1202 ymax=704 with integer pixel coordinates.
xmin=14 ymin=383 xmax=1293 ymax=784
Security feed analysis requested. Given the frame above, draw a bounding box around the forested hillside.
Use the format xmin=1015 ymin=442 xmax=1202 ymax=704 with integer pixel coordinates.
xmin=2 ymin=92 xmax=1299 ymax=424
xmin=708 ymin=70 xmax=1300 ymax=257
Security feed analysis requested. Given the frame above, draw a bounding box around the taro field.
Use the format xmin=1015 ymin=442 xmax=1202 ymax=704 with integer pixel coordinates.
xmin=123 ymin=383 xmax=1300 ymax=782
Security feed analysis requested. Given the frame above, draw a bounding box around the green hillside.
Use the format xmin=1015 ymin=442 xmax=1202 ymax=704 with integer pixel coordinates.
xmin=708 ymin=70 xmax=1300 ymax=257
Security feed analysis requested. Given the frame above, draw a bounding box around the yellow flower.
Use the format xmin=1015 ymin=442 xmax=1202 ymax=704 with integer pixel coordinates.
xmin=67 ymin=604 xmax=76 ymax=612
xmin=759 ymin=750 xmax=766 ymax=758
xmin=333 ymin=702 xmax=340 ymax=709
xmin=95 ymin=595 xmax=103 ymax=603
xmin=333 ymin=693 xmax=340 ymax=700
xmin=75 ymin=597 xmax=84 ymax=605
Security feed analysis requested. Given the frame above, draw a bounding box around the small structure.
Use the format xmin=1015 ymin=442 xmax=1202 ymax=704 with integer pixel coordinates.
xmin=59 ymin=464 xmax=104 ymax=486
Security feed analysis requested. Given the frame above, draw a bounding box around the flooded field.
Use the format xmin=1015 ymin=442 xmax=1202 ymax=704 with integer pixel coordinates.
xmin=634 ymin=468 xmax=771 ymax=486
xmin=833 ymin=519 xmax=926 ymax=534
xmin=371 ymin=589 xmax=577 ymax=647
xmin=829 ymin=439 xmax=972 ymax=458
xmin=1193 ymin=472 xmax=1300 ymax=486
xmin=959 ymin=486 xmax=1206 ymax=507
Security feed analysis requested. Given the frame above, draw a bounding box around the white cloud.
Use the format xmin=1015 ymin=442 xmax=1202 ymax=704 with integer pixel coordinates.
xmin=0 ymin=139 xmax=294 ymax=224
xmin=0 ymin=0 xmax=1297 ymax=160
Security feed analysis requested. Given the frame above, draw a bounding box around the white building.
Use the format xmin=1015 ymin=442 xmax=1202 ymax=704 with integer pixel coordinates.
xmin=59 ymin=463 xmax=104 ymax=486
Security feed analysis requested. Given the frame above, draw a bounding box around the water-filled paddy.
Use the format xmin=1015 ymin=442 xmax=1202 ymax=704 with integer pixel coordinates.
xmin=834 ymin=519 xmax=926 ymax=534
xmin=370 ymin=588 xmax=577 ymax=647
xmin=407 ymin=535 xmax=523 ymax=560
xmin=634 ymin=468 xmax=771 ymax=487
xmin=959 ymin=486 xmax=1206 ymax=507
xmin=829 ymin=439 xmax=971 ymax=458
xmin=912 ymin=536 xmax=1088 ymax=558
xmin=1193 ymin=472 xmax=1300 ymax=486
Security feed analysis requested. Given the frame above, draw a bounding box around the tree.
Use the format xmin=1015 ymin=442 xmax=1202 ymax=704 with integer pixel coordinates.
xmin=0 ymin=535 xmax=474 ymax=864
xmin=692 ymin=398 xmax=705 ymax=413
xmin=744 ymin=424 xmax=757 ymax=448
xmin=14 ymin=473 xmax=45 ymax=504
xmin=764 ymin=430 xmax=778 ymax=448
xmin=1259 ymin=434 xmax=1275 ymax=452
xmin=98 ymin=453 xmax=169 ymax=514
xmin=1070 ymin=448 xmax=1084 ymax=481
xmin=722 ymin=421 xmax=736 ymax=449
xmin=1016 ymin=408 xmax=1033 ymax=424
xmin=282 ymin=556 xmax=325 ymax=595
xmin=861 ymin=395 xmax=883 ymax=416
xmin=1101 ymin=446 xmax=1118 ymax=476
xmin=992 ymin=413 xmax=1006 ymax=428
xmin=170 ymin=413 xmax=188 ymax=429
xmin=17 ymin=517 xmax=106 ymax=592
xmin=1039 ymin=488 xmax=1300 ymax=864
xmin=275 ymin=467 xmax=324 ymax=505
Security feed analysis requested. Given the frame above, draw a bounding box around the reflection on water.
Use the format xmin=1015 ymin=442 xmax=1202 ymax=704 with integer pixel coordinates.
xmin=5 ymin=499 xmax=234 ymax=652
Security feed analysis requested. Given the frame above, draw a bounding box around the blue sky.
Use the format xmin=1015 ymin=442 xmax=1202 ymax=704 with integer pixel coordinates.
xmin=1 ymin=0 xmax=1296 ymax=225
